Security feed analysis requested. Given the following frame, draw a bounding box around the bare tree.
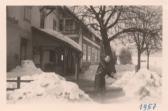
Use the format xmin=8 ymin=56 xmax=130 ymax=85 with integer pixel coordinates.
xmin=145 ymin=28 xmax=162 ymax=69
xmin=144 ymin=7 xmax=162 ymax=69
xmin=122 ymin=6 xmax=162 ymax=71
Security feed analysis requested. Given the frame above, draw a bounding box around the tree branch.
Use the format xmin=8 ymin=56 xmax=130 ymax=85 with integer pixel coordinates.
xmin=101 ymin=6 xmax=106 ymax=21
xmin=90 ymin=6 xmax=102 ymax=26
xmin=104 ymin=6 xmax=117 ymax=26
xmin=108 ymin=27 xmax=145 ymax=41
xmin=107 ymin=9 xmax=122 ymax=30
xmin=89 ymin=23 xmax=100 ymax=31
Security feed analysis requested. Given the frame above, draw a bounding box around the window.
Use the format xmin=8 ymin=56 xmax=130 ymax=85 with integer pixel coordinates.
xmin=40 ymin=11 xmax=45 ymax=28
xmin=59 ymin=19 xmax=63 ymax=31
xmin=24 ymin=6 xmax=31 ymax=22
xmin=88 ymin=46 xmax=91 ymax=62
xmin=92 ymin=47 xmax=98 ymax=63
xmin=97 ymin=50 xmax=100 ymax=62
xmin=20 ymin=38 xmax=28 ymax=60
xmin=91 ymin=47 xmax=96 ymax=62
xmin=64 ymin=19 xmax=75 ymax=32
xmin=82 ymin=44 xmax=87 ymax=61
xmin=53 ymin=19 xmax=57 ymax=31
xmin=61 ymin=54 xmax=64 ymax=61
xmin=94 ymin=49 xmax=97 ymax=62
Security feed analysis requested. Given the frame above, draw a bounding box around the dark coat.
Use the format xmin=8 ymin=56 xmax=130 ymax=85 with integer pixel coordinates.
xmin=94 ymin=44 xmax=116 ymax=92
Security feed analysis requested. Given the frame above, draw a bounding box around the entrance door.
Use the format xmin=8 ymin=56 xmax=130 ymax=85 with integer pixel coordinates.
xmin=20 ymin=38 xmax=28 ymax=62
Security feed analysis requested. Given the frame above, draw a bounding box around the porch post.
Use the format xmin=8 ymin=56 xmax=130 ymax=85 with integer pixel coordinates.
xmin=63 ymin=47 xmax=68 ymax=75
xmin=39 ymin=46 xmax=44 ymax=70
xmin=74 ymin=54 xmax=79 ymax=83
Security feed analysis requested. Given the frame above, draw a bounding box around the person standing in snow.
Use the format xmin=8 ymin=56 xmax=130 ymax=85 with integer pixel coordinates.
xmin=95 ymin=44 xmax=116 ymax=95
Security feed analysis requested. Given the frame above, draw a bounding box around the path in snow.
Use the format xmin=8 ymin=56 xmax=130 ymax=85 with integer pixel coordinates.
xmin=66 ymin=65 xmax=129 ymax=103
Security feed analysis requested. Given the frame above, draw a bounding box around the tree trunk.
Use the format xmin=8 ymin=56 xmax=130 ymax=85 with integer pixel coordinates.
xmin=101 ymin=28 xmax=116 ymax=73
xmin=95 ymin=28 xmax=116 ymax=93
xmin=147 ymin=53 xmax=150 ymax=69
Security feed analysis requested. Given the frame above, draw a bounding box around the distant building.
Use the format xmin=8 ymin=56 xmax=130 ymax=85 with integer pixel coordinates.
xmin=7 ymin=6 xmax=101 ymax=76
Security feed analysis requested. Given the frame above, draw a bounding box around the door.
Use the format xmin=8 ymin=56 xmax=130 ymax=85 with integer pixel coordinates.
xmin=20 ymin=38 xmax=28 ymax=62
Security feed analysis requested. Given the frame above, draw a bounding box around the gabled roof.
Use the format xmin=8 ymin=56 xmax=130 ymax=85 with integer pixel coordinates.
xmin=63 ymin=6 xmax=102 ymax=40
xmin=32 ymin=27 xmax=82 ymax=52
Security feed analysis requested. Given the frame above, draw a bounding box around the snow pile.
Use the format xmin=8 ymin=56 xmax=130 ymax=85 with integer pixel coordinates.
xmin=112 ymin=71 xmax=135 ymax=87
xmin=112 ymin=68 xmax=161 ymax=102
xmin=7 ymin=60 xmax=43 ymax=78
xmin=7 ymin=60 xmax=92 ymax=103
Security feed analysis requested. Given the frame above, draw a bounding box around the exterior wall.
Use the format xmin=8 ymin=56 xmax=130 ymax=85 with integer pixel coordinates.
xmin=82 ymin=39 xmax=100 ymax=64
xmin=7 ymin=6 xmax=36 ymax=71
xmin=31 ymin=7 xmax=41 ymax=28
xmin=7 ymin=21 xmax=21 ymax=70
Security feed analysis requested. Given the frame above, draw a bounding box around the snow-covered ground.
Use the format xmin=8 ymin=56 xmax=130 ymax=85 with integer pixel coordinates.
xmin=79 ymin=54 xmax=162 ymax=103
xmin=7 ymin=60 xmax=92 ymax=104
xmin=7 ymin=53 xmax=162 ymax=104
xmin=132 ymin=56 xmax=162 ymax=75
xmin=111 ymin=68 xmax=161 ymax=103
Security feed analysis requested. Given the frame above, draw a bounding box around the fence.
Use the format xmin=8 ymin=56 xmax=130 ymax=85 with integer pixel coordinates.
xmin=7 ymin=77 xmax=33 ymax=91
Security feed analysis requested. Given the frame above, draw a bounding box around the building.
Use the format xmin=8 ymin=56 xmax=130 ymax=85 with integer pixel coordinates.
xmin=7 ymin=6 xmax=101 ymax=77
xmin=7 ymin=6 xmax=34 ymax=71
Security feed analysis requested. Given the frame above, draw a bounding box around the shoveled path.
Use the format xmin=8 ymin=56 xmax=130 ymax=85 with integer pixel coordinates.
xmin=66 ymin=65 xmax=125 ymax=104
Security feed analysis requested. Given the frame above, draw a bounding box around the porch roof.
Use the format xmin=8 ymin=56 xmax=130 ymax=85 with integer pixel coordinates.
xmin=32 ymin=27 xmax=82 ymax=52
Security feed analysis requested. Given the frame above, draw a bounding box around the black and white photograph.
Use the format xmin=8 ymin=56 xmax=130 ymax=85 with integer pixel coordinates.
xmin=6 ymin=6 xmax=162 ymax=105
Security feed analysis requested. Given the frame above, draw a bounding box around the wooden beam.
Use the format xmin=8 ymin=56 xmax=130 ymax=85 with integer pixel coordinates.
xmin=74 ymin=56 xmax=79 ymax=83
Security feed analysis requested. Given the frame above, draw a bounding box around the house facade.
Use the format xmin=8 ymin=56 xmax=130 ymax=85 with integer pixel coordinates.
xmin=60 ymin=7 xmax=101 ymax=65
xmin=7 ymin=6 xmax=101 ymax=77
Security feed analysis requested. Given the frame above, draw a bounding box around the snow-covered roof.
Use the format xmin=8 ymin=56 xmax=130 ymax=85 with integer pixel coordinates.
xmin=33 ymin=27 xmax=82 ymax=52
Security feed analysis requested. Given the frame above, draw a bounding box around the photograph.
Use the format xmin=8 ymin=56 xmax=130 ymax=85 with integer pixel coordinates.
xmin=6 ymin=6 xmax=162 ymax=105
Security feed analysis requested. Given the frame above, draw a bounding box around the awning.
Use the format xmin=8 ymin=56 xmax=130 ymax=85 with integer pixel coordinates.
xmin=32 ymin=27 xmax=82 ymax=52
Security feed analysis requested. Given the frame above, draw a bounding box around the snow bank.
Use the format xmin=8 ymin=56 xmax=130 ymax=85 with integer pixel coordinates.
xmin=7 ymin=60 xmax=43 ymax=78
xmin=7 ymin=60 xmax=92 ymax=103
xmin=112 ymin=68 xmax=161 ymax=102
xmin=112 ymin=71 xmax=135 ymax=87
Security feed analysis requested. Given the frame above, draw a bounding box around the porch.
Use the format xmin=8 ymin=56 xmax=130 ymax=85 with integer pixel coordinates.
xmin=31 ymin=27 xmax=82 ymax=77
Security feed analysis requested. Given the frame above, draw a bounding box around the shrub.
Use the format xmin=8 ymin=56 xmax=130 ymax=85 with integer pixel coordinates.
xmin=119 ymin=48 xmax=132 ymax=65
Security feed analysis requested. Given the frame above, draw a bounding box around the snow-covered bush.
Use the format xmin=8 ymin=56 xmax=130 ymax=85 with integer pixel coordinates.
xmin=119 ymin=48 xmax=132 ymax=65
